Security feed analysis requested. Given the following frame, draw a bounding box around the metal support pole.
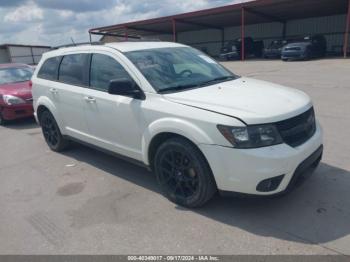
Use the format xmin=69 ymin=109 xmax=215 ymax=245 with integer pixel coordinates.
xmin=124 ymin=26 xmax=129 ymax=41
xmin=241 ymin=7 xmax=245 ymax=61
xmin=172 ymin=19 xmax=177 ymax=42
xmin=282 ymin=22 xmax=287 ymax=39
xmin=221 ymin=29 xmax=225 ymax=47
xmin=89 ymin=32 xmax=92 ymax=43
xmin=30 ymin=47 xmax=34 ymax=64
xmin=344 ymin=0 xmax=350 ymax=58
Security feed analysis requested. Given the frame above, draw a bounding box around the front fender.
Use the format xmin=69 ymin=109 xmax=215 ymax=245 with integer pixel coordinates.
xmin=141 ymin=117 xmax=214 ymax=165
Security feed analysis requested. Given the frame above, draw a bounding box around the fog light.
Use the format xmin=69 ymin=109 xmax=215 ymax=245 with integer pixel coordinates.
xmin=256 ymin=175 xmax=285 ymax=192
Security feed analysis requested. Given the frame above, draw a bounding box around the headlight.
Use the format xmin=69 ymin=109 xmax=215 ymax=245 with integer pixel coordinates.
xmin=3 ymin=95 xmax=26 ymax=105
xmin=217 ymin=124 xmax=283 ymax=148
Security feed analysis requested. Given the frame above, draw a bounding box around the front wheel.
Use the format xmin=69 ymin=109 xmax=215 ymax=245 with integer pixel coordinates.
xmin=0 ymin=112 xmax=6 ymax=126
xmin=154 ymin=137 xmax=217 ymax=208
xmin=40 ymin=110 xmax=69 ymax=152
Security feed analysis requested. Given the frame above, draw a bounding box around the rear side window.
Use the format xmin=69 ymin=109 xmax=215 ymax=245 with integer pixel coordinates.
xmin=90 ymin=53 xmax=132 ymax=92
xmin=59 ymin=54 xmax=88 ymax=86
xmin=37 ymin=56 xmax=61 ymax=80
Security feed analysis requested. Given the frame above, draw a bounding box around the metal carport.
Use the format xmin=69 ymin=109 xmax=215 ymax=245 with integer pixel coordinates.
xmin=89 ymin=0 xmax=350 ymax=60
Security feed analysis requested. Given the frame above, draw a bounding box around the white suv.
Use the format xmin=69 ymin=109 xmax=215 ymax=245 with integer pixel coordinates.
xmin=32 ymin=42 xmax=323 ymax=207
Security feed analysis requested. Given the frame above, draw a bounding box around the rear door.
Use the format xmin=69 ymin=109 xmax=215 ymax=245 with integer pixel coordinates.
xmin=55 ymin=53 xmax=90 ymax=140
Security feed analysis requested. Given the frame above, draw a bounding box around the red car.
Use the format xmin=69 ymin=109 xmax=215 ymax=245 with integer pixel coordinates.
xmin=0 ymin=63 xmax=34 ymax=125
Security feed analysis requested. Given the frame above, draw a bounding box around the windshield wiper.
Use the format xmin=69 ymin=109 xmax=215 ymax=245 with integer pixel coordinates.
xmin=157 ymin=76 xmax=236 ymax=93
xmin=158 ymin=83 xmax=199 ymax=94
xmin=199 ymin=76 xmax=236 ymax=87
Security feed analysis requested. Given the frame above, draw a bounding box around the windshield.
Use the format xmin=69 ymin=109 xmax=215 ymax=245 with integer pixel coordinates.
xmin=125 ymin=47 xmax=237 ymax=93
xmin=0 ymin=67 xmax=33 ymax=85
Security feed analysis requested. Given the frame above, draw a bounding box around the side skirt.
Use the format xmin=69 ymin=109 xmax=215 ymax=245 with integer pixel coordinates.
xmin=63 ymin=135 xmax=151 ymax=171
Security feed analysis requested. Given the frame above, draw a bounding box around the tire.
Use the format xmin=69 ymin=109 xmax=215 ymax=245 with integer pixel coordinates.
xmin=40 ymin=110 xmax=69 ymax=152
xmin=154 ymin=137 xmax=217 ymax=208
xmin=0 ymin=112 xmax=6 ymax=126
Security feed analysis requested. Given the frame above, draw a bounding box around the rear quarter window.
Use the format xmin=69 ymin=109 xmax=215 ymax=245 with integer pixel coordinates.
xmin=37 ymin=56 xmax=61 ymax=80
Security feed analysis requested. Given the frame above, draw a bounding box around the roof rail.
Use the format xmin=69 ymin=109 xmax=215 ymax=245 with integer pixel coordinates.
xmin=52 ymin=41 xmax=104 ymax=50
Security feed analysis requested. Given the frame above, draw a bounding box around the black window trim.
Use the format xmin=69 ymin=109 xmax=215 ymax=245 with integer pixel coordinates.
xmin=37 ymin=56 xmax=63 ymax=81
xmin=37 ymin=52 xmax=146 ymax=100
xmin=57 ymin=53 xmax=90 ymax=88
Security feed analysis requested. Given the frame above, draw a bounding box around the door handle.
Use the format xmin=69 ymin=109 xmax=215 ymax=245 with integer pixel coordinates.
xmin=84 ymin=96 xmax=96 ymax=103
xmin=49 ymin=88 xmax=58 ymax=94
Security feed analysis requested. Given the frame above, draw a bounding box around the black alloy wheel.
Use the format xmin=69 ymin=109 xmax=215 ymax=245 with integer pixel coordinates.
xmin=154 ymin=137 xmax=216 ymax=208
xmin=40 ymin=110 xmax=69 ymax=151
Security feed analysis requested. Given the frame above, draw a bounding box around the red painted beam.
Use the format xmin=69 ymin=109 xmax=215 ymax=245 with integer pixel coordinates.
xmin=172 ymin=18 xmax=177 ymax=42
xmin=241 ymin=7 xmax=245 ymax=61
xmin=344 ymin=0 xmax=350 ymax=58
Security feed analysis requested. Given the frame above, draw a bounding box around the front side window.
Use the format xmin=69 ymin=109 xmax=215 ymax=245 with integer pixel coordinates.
xmin=59 ymin=54 xmax=88 ymax=86
xmin=37 ymin=56 xmax=61 ymax=80
xmin=0 ymin=67 xmax=33 ymax=85
xmin=125 ymin=47 xmax=237 ymax=93
xmin=90 ymin=53 xmax=132 ymax=92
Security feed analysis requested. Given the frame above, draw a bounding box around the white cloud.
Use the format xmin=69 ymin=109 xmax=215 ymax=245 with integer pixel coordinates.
xmin=0 ymin=0 xmax=248 ymax=46
xmin=4 ymin=2 xmax=43 ymax=22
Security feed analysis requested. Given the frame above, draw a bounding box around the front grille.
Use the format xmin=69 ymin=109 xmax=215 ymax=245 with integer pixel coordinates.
xmin=275 ymin=107 xmax=316 ymax=147
xmin=285 ymin=47 xmax=301 ymax=51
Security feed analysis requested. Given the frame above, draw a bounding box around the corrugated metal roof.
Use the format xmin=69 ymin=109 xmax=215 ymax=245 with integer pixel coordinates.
xmin=90 ymin=0 xmax=349 ymax=37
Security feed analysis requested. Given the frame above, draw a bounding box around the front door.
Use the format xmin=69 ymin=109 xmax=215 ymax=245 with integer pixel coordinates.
xmin=82 ymin=52 xmax=145 ymax=161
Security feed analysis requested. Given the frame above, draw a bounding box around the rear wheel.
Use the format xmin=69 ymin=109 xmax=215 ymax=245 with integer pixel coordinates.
xmin=154 ymin=137 xmax=217 ymax=208
xmin=40 ymin=110 xmax=69 ymax=152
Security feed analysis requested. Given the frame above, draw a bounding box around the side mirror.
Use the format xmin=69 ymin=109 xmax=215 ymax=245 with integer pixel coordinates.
xmin=108 ymin=78 xmax=144 ymax=100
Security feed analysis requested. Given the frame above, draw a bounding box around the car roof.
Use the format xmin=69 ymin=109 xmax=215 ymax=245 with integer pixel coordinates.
xmin=0 ymin=63 xmax=31 ymax=69
xmin=105 ymin=41 xmax=186 ymax=52
xmin=42 ymin=41 xmax=187 ymax=58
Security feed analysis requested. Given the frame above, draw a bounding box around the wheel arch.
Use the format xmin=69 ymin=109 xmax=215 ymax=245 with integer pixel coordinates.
xmin=142 ymin=118 xmax=215 ymax=168
xmin=35 ymin=97 xmax=65 ymax=133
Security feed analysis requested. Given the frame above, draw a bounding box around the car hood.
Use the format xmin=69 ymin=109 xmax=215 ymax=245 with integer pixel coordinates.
xmin=163 ymin=77 xmax=312 ymax=125
xmin=0 ymin=81 xmax=32 ymax=100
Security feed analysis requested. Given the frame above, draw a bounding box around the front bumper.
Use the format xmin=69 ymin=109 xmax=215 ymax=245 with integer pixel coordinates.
xmin=281 ymin=51 xmax=307 ymax=60
xmin=0 ymin=104 xmax=34 ymax=120
xmin=199 ymin=122 xmax=323 ymax=195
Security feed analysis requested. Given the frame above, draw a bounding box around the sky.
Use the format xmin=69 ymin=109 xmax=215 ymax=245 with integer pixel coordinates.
xmin=0 ymin=0 xmax=247 ymax=47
